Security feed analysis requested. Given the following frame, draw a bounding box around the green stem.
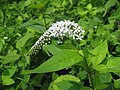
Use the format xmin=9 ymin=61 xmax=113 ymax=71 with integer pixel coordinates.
xmin=43 ymin=14 xmax=47 ymax=29
xmin=84 ymin=57 xmax=94 ymax=89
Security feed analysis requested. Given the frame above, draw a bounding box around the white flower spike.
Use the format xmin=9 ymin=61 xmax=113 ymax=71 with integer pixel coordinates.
xmin=29 ymin=20 xmax=85 ymax=55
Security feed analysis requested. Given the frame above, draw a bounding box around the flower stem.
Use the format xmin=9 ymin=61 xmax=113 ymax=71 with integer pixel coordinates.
xmin=84 ymin=57 xmax=94 ymax=89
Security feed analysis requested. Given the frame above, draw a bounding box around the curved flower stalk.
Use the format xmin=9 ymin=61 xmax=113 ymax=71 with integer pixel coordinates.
xmin=29 ymin=20 xmax=85 ymax=55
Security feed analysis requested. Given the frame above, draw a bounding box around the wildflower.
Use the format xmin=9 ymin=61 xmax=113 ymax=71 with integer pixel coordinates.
xmin=4 ymin=37 xmax=8 ymax=40
xmin=29 ymin=20 xmax=85 ymax=55
xmin=94 ymin=26 xmax=97 ymax=29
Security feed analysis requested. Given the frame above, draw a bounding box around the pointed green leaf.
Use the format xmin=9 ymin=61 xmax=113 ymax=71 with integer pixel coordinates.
xmin=105 ymin=0 xmax=117 ymax=10
xmin=43 ymin=45 xmax=62 ymax=55
xmin=16 ymin=32 xmax=34 ymax=49
xmin=93 ymin=73 xmax=112 ymax=90
xmin=17 ymin=20 xmax=42 ymax=28
xmin=54 ymin=75 xmax=80 ymax=83
xmin=0 ymin=9 xmax=4 ymax=21
xmin=56 ymin=80 xmax=80 ymax=90
xmin=114 ymin=79 xmax=120 ymax=88
xmin=107 ymin=57 xmax=120 ymax=72
xmin=93 ymin=64 xmax=108 ymax=73
xmin=2 ymin=50 xmax=20 ymax=64
xmin=86 ymin=3 xmax=92 ymax=10
xmin=2 ymin=66 xmax=17 ymax=77
xmin=23 ymin=50 xmax=83 ymax=74
xmin=52 ymin=75 xmax=80 ymax=90
xmin=2 ymin=75 xmax=15 ymax=85
xmin=90 ymin=40 xmax=108 ymax=67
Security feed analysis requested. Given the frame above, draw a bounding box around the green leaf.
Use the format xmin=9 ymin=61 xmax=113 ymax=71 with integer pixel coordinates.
xmin=31 ymin=74 xmax=44 ymax=87
xmin=80 ymin=87 xmax=92 ymax=90
xmin=95 ymin=84 xmax=108 ymax=90
xmin=2 ymin=66 xmax=17 ymax=77
xmin=43 ymin=45 xmax=62 ymax=55
xmin=51 ymin=75 xmax=80 ymax=90
xmin=17 ymin=20 xmax=42 ymax=28
xmin=105 ymin=0 xmax=117 ymax=10
xmin=90 ymin=40 xmax=108 ymax=67
xmin=77 ymin=70 xmax=87 ymax=80
xmin=2 ymin=50 xmax=20 ymax=64
xmin=25 ymin=0 xmax=33 ymax=6
xmin=22 ymin=75 xmax=30 ymax=83
xmin=86 ymin=3 xmax=92 ymax=10
xmin=0 ymin=38 xmax=3 ymax=51
xmin=2 ymin=66 xmax=17 ymax=85
xmin=77 ymin=7 xmax=88 ymax=16
xmin=54 ymin=75 xmax=80 ymax=83
xmin=114 ymin=79 xmax=120 ymax=88
xmin=23 ymin=50 xmax=83 ymax=74
xmin=16 ymin=32 xmax=34 ymax=49
xmin=0 ymin=9 xmax=4 ymax=21
xmin=79 ymin=40 xmax=86 ymax=47
xmin=2 ymin=75 xmax=15 ymax=85
xmin=30 ymin=0 xmax=49 ymax=9
xmin=45 ymin=7 xmax=55 ymax=14
xmin=93 ymin=73 xmax=112 ymax=90
xmin=107 ymin=57 xmax=120 ymax=72
xmin=21 ymin=83 xmax=28 ymax=90
xmin=93 ymin=64 xmax=108 ymax=73
xmin=56 ymin=80 xmax=80 ymax=90
xmin=69 ymin=0 xmax=72 ymax=5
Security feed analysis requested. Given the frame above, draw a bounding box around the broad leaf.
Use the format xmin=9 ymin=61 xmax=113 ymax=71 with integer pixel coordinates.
xmin=107 ymin=57 xmax=120 ymax=72
xmin=114 ymin=79 xmax=120 ymax=88
xmin=2 ymin=75 xmax=15 ymax=85
xmin=16 ymin=32 xmax=34 ymax=49
xmin=54 ymin=75 xmax=80 ymax=83
xmin=86 ymin=3 xmax=92 ymax=10
xmin=43 ymin=45 xmax=62 ymax=55
xmin=56 ymin=81 xmax=80 ymax=90
xmin=2 ymin=50 xmax=20 ymax=64
xmin=17 ymin=20 xmax=42 ymax=28
xmin=95 ymin=57 xmax=120 ymax=73
xmin=23 ymin=50 xmax=83 ymax=74
xmin=90 ymin=40 xmax=108 ymax=67
xmin=49 ymin=75 xmax=80 ymax=90
xmin=2 ymin=66 xmax=17 ymax=77
xmin=93 ymin=64 xmax=108 ymax=73
xmin=105 ymin=0 xmax=117 ymax=10
xmin=93 ymin=73 xmax=112 ymax=90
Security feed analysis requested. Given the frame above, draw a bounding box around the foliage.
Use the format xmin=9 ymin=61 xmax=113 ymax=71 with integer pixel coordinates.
xmin=0 ymin=0 xmax=120 ymax=90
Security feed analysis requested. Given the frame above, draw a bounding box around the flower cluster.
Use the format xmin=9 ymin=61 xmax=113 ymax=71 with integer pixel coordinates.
xmin=29 ymin=20 xmax=85 ymax=55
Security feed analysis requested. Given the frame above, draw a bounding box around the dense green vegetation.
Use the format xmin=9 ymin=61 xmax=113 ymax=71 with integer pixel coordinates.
xmin=0 ymin=0 xmax=120 ymax=90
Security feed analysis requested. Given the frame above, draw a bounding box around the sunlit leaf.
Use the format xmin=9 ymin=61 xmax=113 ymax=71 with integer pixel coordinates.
xmin=107 ymin=57 xmax=120 ymax=72
xmin=90 ymin=40 xmax=108 ymax=67
xmin=23 ymin=50 xmax=83 ymax=74
xmin=114 ymin=79 xmax=120 ymax=88
xmin=43 ymin=45 xmax=62 ymax=55
xmin=2 ymin=75 xmax=15 ymax=85
xmin=86 ymin=3 xmax=92 ymax=10
xmin=50 ymin=75 xmax=80 ymax=90
xmin=93 ymin=64 xmax=108 ymax=73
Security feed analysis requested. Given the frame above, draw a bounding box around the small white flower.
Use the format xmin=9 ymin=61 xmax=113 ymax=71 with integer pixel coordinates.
xmin=94 ymin=26 xmax=97 ymax=29
xmin=29 ymin=20 xmax=85 ymax=55
xmin=4 ymin=37 xmax=8 ymax=39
